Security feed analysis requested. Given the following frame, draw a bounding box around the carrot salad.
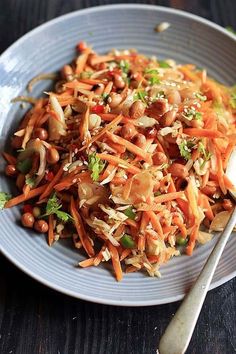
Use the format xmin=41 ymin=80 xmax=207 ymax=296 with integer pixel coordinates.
xmin=1 ymin=42 xmax=236 ymax=281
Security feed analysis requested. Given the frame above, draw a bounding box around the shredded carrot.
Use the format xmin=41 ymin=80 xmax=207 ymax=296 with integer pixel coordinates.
xmin=89 ymin=55 xmax=114 ymax=66
xmin=79 ymin=107 xmax=89 ymax=142
xmin=48 ymin=214 xmax=54 ymax=246
xmin=154 ymin=192 xmax=185 ymax=204
xmin=120 ymin=248 xmax=132 ymax=261
xmin=54 ymin=171 xmax=91 ymax=191
xmin=106 ymin=131 xmax=152 ymax=163
xmin=108 ymin=242 xmax=123 ymax=281
xmin=97 ymin=153 xmax=141 ymax=174
xmin=183 ymin=128 xmax=223 ymax=138
xmin=122 ymin=178 xmax=133 ymax=200
xmin=138 ymin=234 xmax=146 ymax=252
xmin=79 ymin=114 xmax=123 ymax=151
xmin=5 ymin=185 xmax=48 ymax=208
xmin=199 ymin=193 xmax=214 ymax=221
xmin=79 ymin=257 xmax=96 ymax=268
xmin=172 ymin=216 xmax=187 ymax=238
xmin=103 ymin=81 xmax=113 ymax=95
xmin=70 ymin=197 xmax=94 ymax=257
xmin=39 ymin=164 xmax=65 ymax=200
xmin=185 ymin=180 xmax=199 ymax=223
xmin=186 ymin=224 xmax=199 ymax=256
xmin=75 ymin=49 xmax=92 ymax=74
xmin=145 ymin=211 xmax=164 ymax=239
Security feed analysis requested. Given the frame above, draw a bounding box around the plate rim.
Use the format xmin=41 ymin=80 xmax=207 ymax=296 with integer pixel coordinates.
xmin=0 ymin=3 xmax=235 ymax=306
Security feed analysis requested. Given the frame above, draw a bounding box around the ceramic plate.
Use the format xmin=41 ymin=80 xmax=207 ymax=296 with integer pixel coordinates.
xmin=0 ymin=4 xmax=235 ymax=306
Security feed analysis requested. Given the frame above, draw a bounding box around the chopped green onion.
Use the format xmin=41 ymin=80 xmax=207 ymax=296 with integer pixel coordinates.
xmin=154 ymin=191 xmax=162 ymax=197
xmin=17 ymin=158 xmax=32 ymax=174
xmin=123 ymin=206 xmax=136 ymax=220
xmin=176 ymin=236 xmax=188 ymax=246
xmin=120 ymin=234 xmax=136 ymax=249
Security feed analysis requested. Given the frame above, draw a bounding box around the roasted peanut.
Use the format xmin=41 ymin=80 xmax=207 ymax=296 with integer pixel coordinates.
xmin=113 ymin=74 xmax=125 ymax=89
xmin=201 ymin=184 xmax=217 ymax=196
xmin=129 ymin=79 xmax=139 ymax=89
xmin=21 ymin=212 xmax=35 ymax=228
xmin=34 ymin=220 xmax=49 ymax=233
xmin=109 ymin=92 xmax=123 ymax=108
xmin=121 ymin=123 xmax=137 ymax=140
xmin=222 ymin=199 xmax=234 ymax=211
xmin=152 ymin=98 xmax=169 ymax=115
xmin=145 ymin=127 xmax=157 ymax=139
xmin=153 ymin=152 xmax=168 ymax=166
xmin=33 ymin=128 xmax=48 ymax=141
xmin=159 ymin=109 xmax=177 ymax=127
xmin=167 ymin=90 xmax=181 ymax=105
xmin=5 ymin=164 xmax=17 ymax=177
xmin=46 ymin=148 xmax=60 ymax=165
xmin=61 ymin=65 xmax=74 ymax=81
xmin=168 ymin=163 xmax=189 ymax=178
xmin=132 ymin=133 xmax=146 ymax=148
xmin=129 ymin=100 xmax=146 ymax=119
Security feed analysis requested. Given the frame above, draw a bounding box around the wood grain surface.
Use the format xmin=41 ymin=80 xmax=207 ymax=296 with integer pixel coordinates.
xmin=0 ymin=1 xmax=236 ymax=353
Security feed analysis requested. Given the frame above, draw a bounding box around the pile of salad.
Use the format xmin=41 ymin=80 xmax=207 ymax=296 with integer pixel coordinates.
xmin=1 ymin=41 xmax=235 ymax=281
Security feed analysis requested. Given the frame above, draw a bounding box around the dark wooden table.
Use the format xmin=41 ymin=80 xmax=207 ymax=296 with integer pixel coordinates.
xmin=0 ymin=1 xmax=236 ymax=353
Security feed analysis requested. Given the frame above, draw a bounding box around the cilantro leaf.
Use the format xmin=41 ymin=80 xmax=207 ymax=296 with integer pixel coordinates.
xmin=158 ymin=60 xmax=171 ymax=68
xmin=179 ymin=140 xmax=195 ymax=160
xmin=145 ymin=68 xmax=159 ymax=75
xmin=43 ymin=193 xmax=73 ymax=222
xmin=149 ymin=76 xmax=160 ymax=85
xmin=145 ymin=68 xmax=160 ymax=86
xmin=56 ymin=210 xmax=73 ymax=222
xmin=0 ymin=192 xmax=11 ymax=210
xmin=88 ymin=152 xmax=105 ymax=181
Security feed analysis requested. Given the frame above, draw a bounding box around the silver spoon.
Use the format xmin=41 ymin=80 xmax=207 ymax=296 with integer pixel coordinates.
xmin=158 ymin=147 xmax=236 ymax=354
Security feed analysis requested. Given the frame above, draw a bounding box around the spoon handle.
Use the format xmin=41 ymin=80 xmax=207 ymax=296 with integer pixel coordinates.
xmin=159 ymin=207 xmax=236 ymax=354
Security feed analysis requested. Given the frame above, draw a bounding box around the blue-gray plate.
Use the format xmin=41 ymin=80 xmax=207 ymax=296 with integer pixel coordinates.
xmin=0 ymin=4 xmax=235 ymax=306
